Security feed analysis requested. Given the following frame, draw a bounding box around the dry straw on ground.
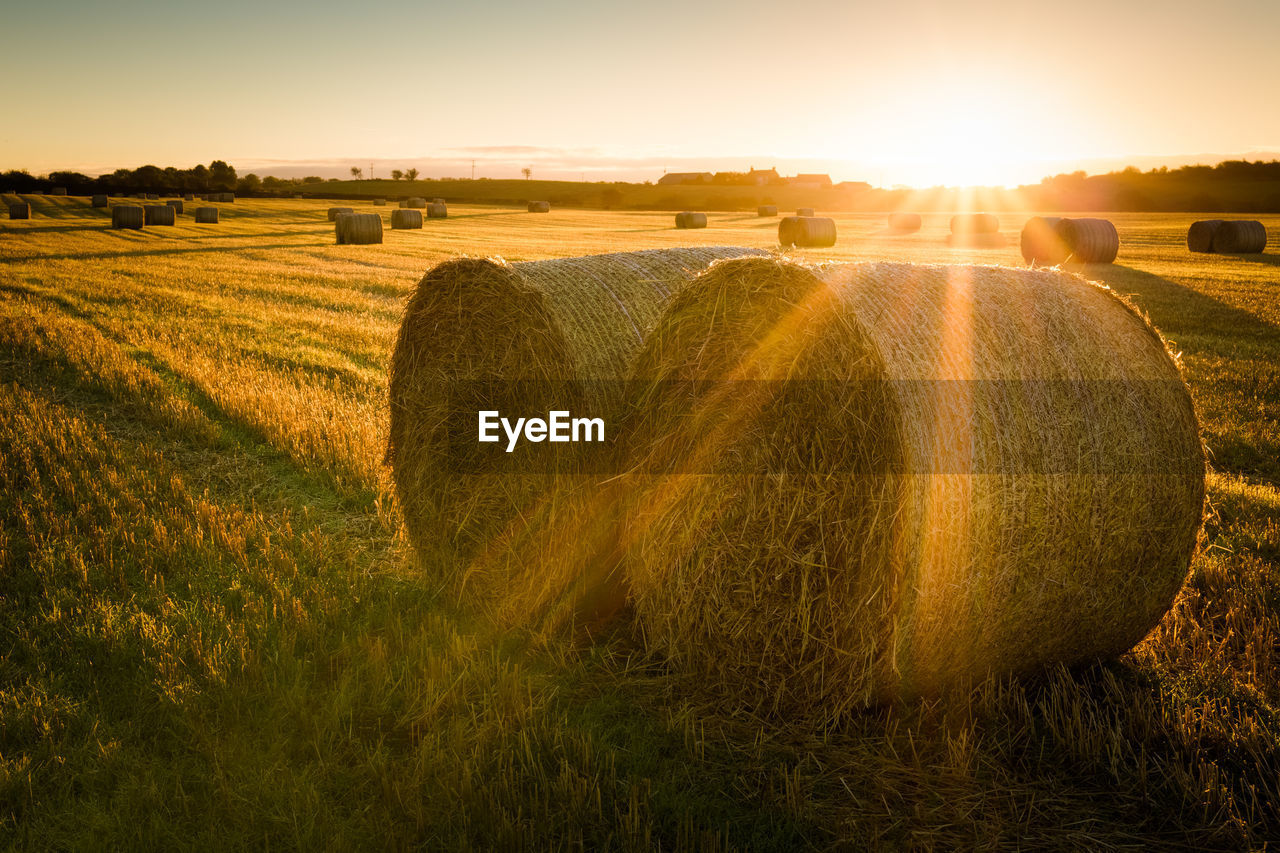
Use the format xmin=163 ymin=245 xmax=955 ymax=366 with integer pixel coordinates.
xmin=779 ymin=216 xmax=837 ymax=248
xmin=951 ymin=213 xmax=999 ymax=235
xmin=111 ymin=205 xmax=144 ymax=229
xmin=391 ymin=209 xmax=423 ymax=229
xmin=427 ymin=203 xmax=448 ymax=219
xmin=193 ymin=207 xmax=218 ymax=224
xmin=386 ymin=247 xmax=766 ymax=627
xmin=758 ymin=205 xmax=778 ymax=217
xmin=1213 ymin=220 xmax=1267 ymax=254
xmin=675 ymin=212 xmax=707 ymax=229
xmin=1187 ymin=219 xmax=1223 ymax=253
xmin=528 ymin=201 xmax=551 ymax=213
xmin=888 ymin=213 xmax=922 ymax=232
xmin=9 ymin=203 xmax=30 ymax=220
xmin=327 ymin=206 xmax=354 ymax=222
xmin=1020 ymin=216 xmax=1067 ymax=264
xmin=335 ymin=212 xmax=383 ymax=245
xmin=621 ymin=257 xmax=1204 ymax=721
xmin=143 ymin=204 xmax=175 ymax=226
xmin=1057 ymin=218 xmax=1120 ymax=263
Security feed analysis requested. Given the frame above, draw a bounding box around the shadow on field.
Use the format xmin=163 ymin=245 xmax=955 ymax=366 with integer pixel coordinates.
xmin=8 ymin=239 xmax=331 ymax=263
xmin=1229 ymin=252 xmax=1280 ymax=267
xmin=0 ymin=222 xmax=108 ymax=235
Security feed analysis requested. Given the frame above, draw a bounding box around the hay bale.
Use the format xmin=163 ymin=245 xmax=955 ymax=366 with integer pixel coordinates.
xmin=111 ymin=205 xmax=144 ymax=229
xmin=221 ymin=193 xmax=236 ymax=203
xmin=778 ymin=216 xmax=837 ymax=248
xmin=166 ymin=200 xmax=183 ymax=214
xmin=1212 ymin=220 xmax=1267 ymax=254
xmin=757 ymin=205 xmax=778 ymax=217
xmin=144 ymin=204 xmax=176 ymax=225
xmin=327 ymin=206 xmax=354 ymax=222
xmin=50 ymin=187 xmax=67 ymax=196
xmin=9 ymin=203 xmax=31 ymax=220
xmin=675 ymin=211 xmax=707 ymax=229
xmin=1019 ymin=216 xmax=1068 ymax=264
xmin=528 ymin=201 xmax=551 ymax=213
xmin=795 ymin=207 xmax=815 ymax=217
xmin=1186 ymin=220 xmax=1222 ymax=253
xmin=887 ymin=212 xmax=922 ymax=232
xmin=374 ymin=198 xmax=387 ymax=206
xmin=91 ymin=194 xmax=109 ymax=208
xmin=432 ymin=198 xmax=445 ymax=204
xmin=622 ymin=258 xmax=1205 ymax=719
xmin=183 ymin=193 xmax=194 ymax=201
xmin=146 ymin=193 xmax=159 ymax=200
xmin=950 ymin=212 xmax=999 ymax=235
xmin=407 ymin=197 xmax=427 ymax=209
xmin=1056 ymin=217 xmax=1119 ymax=264
xmin=391 ymin=209 xmax=423 ymax=229
xmin=387 ymin=247 xmax=768 ymax=602
xmin=427 ymin=202 xmax=448 ymax=219
xmin=194 ymin=207 xmax=219 ymax=223
xmin=335 ymin=212 xmax=383 ymax=245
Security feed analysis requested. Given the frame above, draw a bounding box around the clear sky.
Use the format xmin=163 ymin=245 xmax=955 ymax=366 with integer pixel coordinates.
xmin=5 ymin=0 xmax=1279 ymax=186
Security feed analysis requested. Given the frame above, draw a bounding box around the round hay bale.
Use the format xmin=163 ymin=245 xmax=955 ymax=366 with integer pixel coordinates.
xmin=146 ymin=193 xmax=159 ymax=200
xmin=183 ymin=193 xmax=195 ymax=201
xmin=9 ymin=203 xmax=31 ymax=220
xmin=166 ymin=200 xmax=184 ymax=214
xmin=1212 ymin=220 xmax=1267 ymax=254
xmin=528 ymin=201 xmax=551 ymax=213
xmin=778 ymin=216 xmax=837 ymax=248
xmin=427 ymin=202 xmax=448 ymax=219
xmin=50 ymin=187 xmax=67 ymax=196
xmin=91 ymin=194 xmax=109 ymax=208
xmin=144 ymin=204 xmax=176 ymax=226
xmin=194 ymin=207 xmax=219 ymax=224
xmin=221 ymin=193 xmax=236 ymax=203
xmin=111 ymin=205 xmax=145 ymax=229
xmin=1056 ymin=217 xmax=1119 ymax=264
xmin=796 ymin=207 xmax=815 ymax=217
xmin=335 ymin=212 xmax=383 ymax=245
xmin=387 ymin=247 xmax=768 ymax=598
xmin=374 ymin=198 xmax=387 ymax=206
xmin=327 ymin=206 xmax=354 ymax=222
xmin=1019 ymin=216 xmax=1068 ymax=264
xmin=887 ymin=213 xmax=922 ymax=232
xmin=622 ymin=258 xmax=1205 ymax=719
xmin=407 ymin=197 xmax=427 ymax=209
xmin=675 ymin=211 xmax=707 ymax=229
xmin=1186 ymin=220 xmax=1223 ymax=254
xmin=950 ymin=213 xmax=999 ymax=235
xmin=391 ymin=209 xmax=424 ymax=229
xmin=757 ymin=205 xmax=778 ymax=217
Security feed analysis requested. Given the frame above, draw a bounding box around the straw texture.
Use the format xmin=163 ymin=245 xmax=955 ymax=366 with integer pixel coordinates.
xmin=623 ymin=258 xmax=1204 ymax=720
xmin=1213 ymin=220 xmax=1267 ymax=254
xmin=391 ymin=209 xmax=423 ymax=229
xmin=335 ymin=212 xmax=383 ymax=245
xmin=1057 ymin=218 xmax=1119 ymax=264
xmin=111 ymin=205 xmax=144 ymax=229
xmin=1187 ymin=220 xmax=1223 ymax=253
xmin=143 ymin=204 xmax=175 ymax=226
xmin=779 ymin=216 xmax=837 ymax=248
xmin=327 ymin=206 xmax=354 ymax=222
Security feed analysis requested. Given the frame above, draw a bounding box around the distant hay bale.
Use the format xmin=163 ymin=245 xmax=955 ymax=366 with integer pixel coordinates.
xmin=327 ymin=206 xmax=354 ymax=222
xmin=1186 ymin=220 xmax=1222 ymax=253
xmin=675 ymin=211 xmax=707 ymax=229
xmin=622 ymin=257 xmax=1205 ymax=719
xmin=528 ymin=201 xmax=551 ymax=213
xmin=144 ymin=204 xmax=176 ymax=226
xmin=1020 ymin=216 xmax=1068 ymax=264
xmin=194 ymin=207 xmax=219 ymax=223
xmin=91 ymin=194 xmax=109 ymax=208
xmin=887 ymin=212 xmax=922 ymax=232
xmin=391 ymin=209 xmax=424 ymax=229
xmin=407 ymin=197 xmax=427 ymax=209
xmin=9 ymin=203 xmax=31 ymax=220
xmin=335 ymin=212 xmax=383 ymax=245
xmin=778 ymin=216 xmax=837 ymax=248
xmin=427 ymin=202 xmax=448 ymax=218
xmin=111 ymin=205 xmax=145 ymax=229
xmin=386 ymin=247 xmax=768 ymax=607
xmin=432 ymin=198 xmax=445 ymax=204
xmin=1211 ymin=220 xmax=1267 ymax=254
xmin=183 ymin=193 xmax=194 ymax=201
xmin=166 ymin=200 xmax=184 ymax=214
xmin=1056 ymin=218 xmax=1120 ymax=264
xmin=146 ymin=193 xmax=159 ymax=200
xmin=796 ymin=207 xmax=815 ymax=217
xmin=374 ymin=198 xmax=387 ymax=206
xmin=758 ymin=205 xmax=778 ymax=217
xmin=950 ymin=212 xmax=999 ymax=235
xmin=221 ymin=193 xmax=236 ymax=203
xmin=50 ymin=187 xmax=67 ymax=196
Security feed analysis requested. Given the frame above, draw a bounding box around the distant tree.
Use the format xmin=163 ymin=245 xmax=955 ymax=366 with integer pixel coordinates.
xmin=133 ymin=164 xmax=165 ymax=191
xmin=208 ymin=160 xmax=237 ymax=191
xmin=390 ymin=169 xmax=404 ymax=181
xmin=522 ymin=168 xmax=532 ymax=180
xmin=237 ymin=173 xmax=262 ymax=195
xmin=600 ymin=188 xmax=623 ymax=209
xmin=351 ymin=167 xmax=363 ymax=180
xmin=405 ymin=168 xmax=420 ymax=181
xmin=301 ymin=176 xmax=323 ymax=184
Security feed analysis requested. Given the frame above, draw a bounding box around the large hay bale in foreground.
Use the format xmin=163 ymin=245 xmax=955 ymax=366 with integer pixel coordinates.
xmin=144 ymin=204 xmax=176 ymax=225
xmin=391 ymin=209 xmax=423 ymax=229
xmin=91 ymin=194 xmax=109 ymax=208
xmin=335 ymin=212 xmax=383 ymax=245
xmin=166 ymin=200 xmax=183 ymax=214
xmin=1056 ymin=217 xmax=1119 ymax=264
xmin=386 ymin=247 xmax=767 ymax=606
xmin=623 ymin=258 xmax=1204 ymax=719
xmin=407 ymin=197 xmax=427 ymax=209
xmin=9 ymin=203 xmax=31 ymax=220
xmin=528 ymin=201 xmax=551 ymax=213
xmin=758 ymin=205 xmax=778 ymax=217
xmin=111 ymin=205 xmax=144 ymax=229
xmin=426 ymin=202 xmax=448 ymax=218
xmin=887 ymin=213 xmax=922 ymax=232
xmin=778 ymin=216 xmax=837 ymax=248
xmin=1212 ymin=220 xmax=1267 ymax=254
xmin=1187 ymin=220 xmax=1222 ymax=253
xmin=194 ymin=207 xmax=219 ymax=223
xmin=327 ymin=206 xmax=354 ymax=222
xmin=1020 ymin=216 xmax=1067 ymax=264
xmin=950 ymin=212 xmax=999 ymax=235
xmin=675 ymin=211 xmax=707 ymax=229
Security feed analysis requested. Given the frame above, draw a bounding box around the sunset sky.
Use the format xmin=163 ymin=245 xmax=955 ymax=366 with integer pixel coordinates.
xmin=5 ymin=0 xmax=1279 ymax=187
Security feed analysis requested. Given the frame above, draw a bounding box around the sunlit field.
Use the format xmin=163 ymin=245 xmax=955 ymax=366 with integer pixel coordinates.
xmin=3 ymin=194 xmax=1279 ymax=848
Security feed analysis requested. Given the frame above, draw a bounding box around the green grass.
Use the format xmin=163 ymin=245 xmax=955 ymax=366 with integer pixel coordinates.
xmin=2 ymin=194 xmax=1279 ymax=849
